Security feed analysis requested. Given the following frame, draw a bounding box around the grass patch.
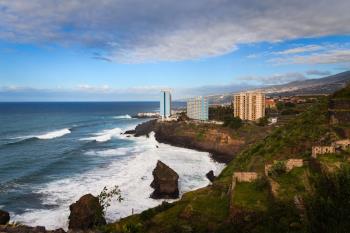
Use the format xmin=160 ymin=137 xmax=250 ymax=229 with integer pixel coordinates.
xmin=274 ymin=167 xmax=306 ymax=201
xmin=232 ymin=181 xmax=269 ymax=211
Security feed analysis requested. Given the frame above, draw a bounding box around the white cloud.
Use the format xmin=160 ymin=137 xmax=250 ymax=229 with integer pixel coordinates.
xmin=273 ymin=45 xmax=323 ymax=55
xmin=1 ymin=0 xmax=350 ymax=63
xmin=238 ymin=72 xmax=307 ymax=85
xmin=272 ymin=50 xmax=350 ymax=64
xmin=306 ymin=70 xmax=331 ymax=76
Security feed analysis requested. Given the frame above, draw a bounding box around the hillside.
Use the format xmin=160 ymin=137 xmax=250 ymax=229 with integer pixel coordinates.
xmin=208 ymin=71 xmax=350 ymax=104
xmin=107 ymin=85 xmax=350 ymax=233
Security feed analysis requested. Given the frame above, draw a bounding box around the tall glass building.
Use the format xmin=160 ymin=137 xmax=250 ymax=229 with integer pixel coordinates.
xmin=187 ymin=96 xmax=209 ymax=121
xmin=160 ymin=90 xmax=172 ymax=119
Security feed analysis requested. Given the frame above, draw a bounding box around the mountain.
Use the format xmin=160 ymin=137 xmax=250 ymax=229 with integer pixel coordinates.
xmin=208 ymin=71 xmax=350 ymax=104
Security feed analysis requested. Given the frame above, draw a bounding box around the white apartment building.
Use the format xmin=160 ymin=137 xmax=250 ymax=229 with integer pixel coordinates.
xmin=187 ymin=96 xmax=209 ymax=121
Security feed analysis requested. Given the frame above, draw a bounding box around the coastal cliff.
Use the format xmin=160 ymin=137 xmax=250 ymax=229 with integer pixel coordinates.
xmin=128 ymin=119 xmax=270 ymax=163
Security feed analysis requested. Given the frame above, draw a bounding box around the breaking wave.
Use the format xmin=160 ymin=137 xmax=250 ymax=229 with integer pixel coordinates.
xmin=13 ymin=133 xmax=225 ymax=230
xmin=80 ymin=127 xmax=125 ymax=142
xmin=113 ymin=115 xmax=132 ymax=119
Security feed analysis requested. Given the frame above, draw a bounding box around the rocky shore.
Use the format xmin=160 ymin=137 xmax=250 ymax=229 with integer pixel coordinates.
xmin=126 ymin=119 xmax=246 ymax=163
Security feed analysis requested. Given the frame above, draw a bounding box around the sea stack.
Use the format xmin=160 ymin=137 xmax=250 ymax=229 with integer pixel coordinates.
xmin=0 ymin=210 xmax=10 ymax=225
xmin=150 ymin=160 xmax=179 ymax=199
xmin=68 ymin=194 xmax=106 ymax=230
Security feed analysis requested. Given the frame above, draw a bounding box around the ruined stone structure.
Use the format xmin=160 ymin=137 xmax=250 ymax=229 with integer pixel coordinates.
xmin=285 ymin=159 xmax=304 ymax=172
xmin=312 ymin=146 xmax=336 ymax=158
xmin=329 ymin=99 xmax=350 ymax=125
xmin=233 ymin=172 xmax=258 ymax=182
xmin=265 ymin=159 xmax=304 ymax=176
xmin=333 ymin=139 xmax=350 ymax=150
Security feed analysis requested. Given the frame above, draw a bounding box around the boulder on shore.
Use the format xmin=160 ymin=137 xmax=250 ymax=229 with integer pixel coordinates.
xmin=68 ymin=194 xmax=106 ymax=230
xmin=206 ymin=170 xmax=216 ymax=182
xmin=0 ymin=210 xmax=10 ymax=225
xmin=150 ymin=160 xmax=179 ymax=199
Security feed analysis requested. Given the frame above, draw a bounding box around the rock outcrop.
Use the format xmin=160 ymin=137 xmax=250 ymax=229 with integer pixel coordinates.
xmin=0 ymin=210 xmax=10 ymax=225
xmin=150 ymin=161 xmax=179 ymax=199
xmin=206 ymin=170 xmax=216 ymax=182
xmin=68 ymin=194 xmax=106 ymax=230
xmin=0 ymin=225 xmax=65 ymax=233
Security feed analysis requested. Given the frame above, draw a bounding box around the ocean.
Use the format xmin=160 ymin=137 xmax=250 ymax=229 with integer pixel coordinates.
xmin=0 ymin=102 xmax=224 ymax=229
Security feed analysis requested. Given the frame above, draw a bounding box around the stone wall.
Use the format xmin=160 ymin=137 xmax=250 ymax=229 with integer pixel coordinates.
xmin=233 ymin=172 xmax=258 ymax=182
xmin=334 ymin=139 xmax=350 ymax=150
xmin=285 ymin=159 xmax=304 ymax=172
xmin=265 ymin=159 xmax=303 ymax=175
xmin=312 ymin=146 xmax=336 ymax=158
xmin=329 ymin=99 xmax=350 ymax=125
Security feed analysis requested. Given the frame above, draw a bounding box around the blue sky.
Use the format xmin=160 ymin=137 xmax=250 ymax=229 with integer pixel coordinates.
xmin=0 ymin=1 xmax=350 ymax=101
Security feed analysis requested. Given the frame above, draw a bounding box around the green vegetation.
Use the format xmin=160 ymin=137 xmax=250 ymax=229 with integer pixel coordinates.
xmin=268 ymin=161 xmax=286 ymax=178
xmin=305 ymin=166 xmax=350 ymax=233
xmin=256 ymin=116 xmax=269 ymax=126
xmin=106 ymin=85 xmax=350 ymax=233
xmin=98 ymin=186 xmax=123 ymax=217
xmin=209 ymin=105 xmax=233 ymax=121
xmin=223 ymin=116 xmax=243 ymax=129
xmin=232 ymin=179 xmax=269 ymax=211
xmin=274 ymin=167 xmax=307 ymax=201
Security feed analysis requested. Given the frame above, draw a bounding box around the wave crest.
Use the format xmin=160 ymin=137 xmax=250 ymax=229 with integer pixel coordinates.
xmin=35 ymin=129 xmax=71 ymax=140
xmin=80 ymin=127 xmax=123 ymax=142
xmin=113 ymin=114 xmax=132 ymax=119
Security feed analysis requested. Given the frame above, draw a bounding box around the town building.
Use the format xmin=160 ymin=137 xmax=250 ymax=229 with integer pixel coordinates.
xmin=160 ymin=89 xmax=172 ymax=120
xmin=233 ymin=91 xmax=266 ymax=121
xmin=187 ymin=96 xmax=209 ymax=121
xmin=265 ymin=98 xmax=276 ymax=109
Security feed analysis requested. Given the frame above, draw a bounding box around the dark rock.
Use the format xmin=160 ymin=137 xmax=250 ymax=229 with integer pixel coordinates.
xmin=0 ymin=209 xmax=10 ymax=225
xmin=150 ymin=161 xmax=179 ymax=199
xmin=134 ymin=120 xmax=157 ymax=137
xmin=68 ymin=194 xmax=106 ymax=230
xmin=124 ymin=129 xmax=136 ymax=135
xmin=206 ymin=170 xmax=216 ymax=182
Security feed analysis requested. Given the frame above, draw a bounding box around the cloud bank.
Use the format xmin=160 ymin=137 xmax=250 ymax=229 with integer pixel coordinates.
xmin=1 ymin=0 xmax=350 ymax=63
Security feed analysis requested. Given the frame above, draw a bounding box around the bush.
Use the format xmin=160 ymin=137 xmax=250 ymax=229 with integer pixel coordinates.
xmin=223 ymin=116 xmax=243 ymax=129
xmin=304 ymin=166 xmax=350 ymax=233
xmin=256 ymin=116 xmax=269 ymax=126
xmin=268 ymin=161 xmax=286 ymax=178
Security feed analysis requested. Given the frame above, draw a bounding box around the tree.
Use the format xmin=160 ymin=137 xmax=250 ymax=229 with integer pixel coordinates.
xmin=304 ymin=166 xmax=350 ymax=233
xmin=257 ymin=116 xmax=269 ymax=126
xmin=98 ymin=186 xmax=123 ymax=217
xmin=223 ymin=116 xmax=242 ymax=129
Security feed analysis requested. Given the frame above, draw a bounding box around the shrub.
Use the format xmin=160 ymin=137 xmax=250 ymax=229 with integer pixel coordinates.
xmin=98 ymin=186 xmax=123 ymax=217
xmin=223 ymin=116 xmax=243 ymax=129
xmin=268 ymin=161 xmax=286 ymax=178
xmin=304 ymin=166 xmax=350 ymax=233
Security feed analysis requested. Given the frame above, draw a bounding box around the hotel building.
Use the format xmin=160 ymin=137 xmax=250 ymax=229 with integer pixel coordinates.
xmin=233 ymin=91 xmax=265 ymax=121
xmin=160 ymin=90 xmax=172 ymax=119
xmin=187 ymin=96 xmax=209 ymax=121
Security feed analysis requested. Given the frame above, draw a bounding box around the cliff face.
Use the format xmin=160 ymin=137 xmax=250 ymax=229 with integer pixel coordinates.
xmin=132 ymin=120 xmax=249 ymax=163
xmin=154 ymin=122 xmax=245 ymax=163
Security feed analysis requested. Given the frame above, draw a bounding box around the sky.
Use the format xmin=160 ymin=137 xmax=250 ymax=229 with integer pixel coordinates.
xmin=0 ymin=0 xmax=350 ymax=101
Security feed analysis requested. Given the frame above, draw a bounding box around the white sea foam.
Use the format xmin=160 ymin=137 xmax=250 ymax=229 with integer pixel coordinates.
xmin=113 ymin=115 xmax=132 ymax=119
xmin=85 ymin=147 xmax=132 ymax=157
xmin=12 ymin=128 xmax=71 ymax=141
xmin=35 ymin=129 xmax=71 ymax=140
xmin=80 ymin=127 xmax=124 ymax=142
xmin=13 ymin=132 xmax=225 ymax=230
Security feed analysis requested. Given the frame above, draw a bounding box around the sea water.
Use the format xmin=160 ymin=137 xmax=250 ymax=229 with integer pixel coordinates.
xmin=0 ymin=102 xmax=224 ymax=229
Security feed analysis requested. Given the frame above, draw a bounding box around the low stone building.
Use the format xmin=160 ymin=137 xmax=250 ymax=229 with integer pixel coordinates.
xmin=233 ymin=172 xmax=258 ymax=182
xmin=312 ymin=146 xmax=336 ymax=158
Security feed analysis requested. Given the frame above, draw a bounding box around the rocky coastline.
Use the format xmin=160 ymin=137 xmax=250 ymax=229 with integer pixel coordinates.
xmin=125 ymin=119 xmax=245 ymax=163
xmin=0 ymin=119 xmax=240 ymax=232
